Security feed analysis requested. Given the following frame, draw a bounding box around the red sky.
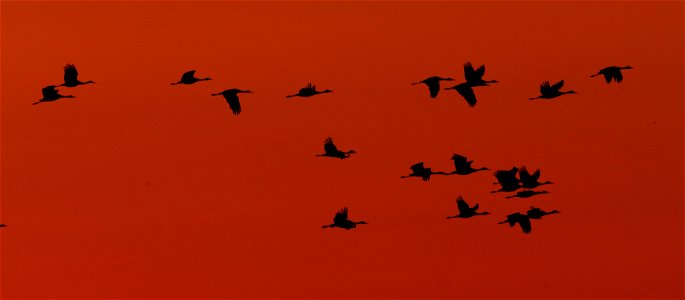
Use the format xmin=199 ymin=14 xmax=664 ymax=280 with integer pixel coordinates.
xmin=1 ymin=1 xmax=683 ymax=299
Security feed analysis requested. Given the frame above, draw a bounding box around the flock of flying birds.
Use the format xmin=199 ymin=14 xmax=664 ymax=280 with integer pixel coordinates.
xmin=21 ymin=62 xmax=633 ymax=234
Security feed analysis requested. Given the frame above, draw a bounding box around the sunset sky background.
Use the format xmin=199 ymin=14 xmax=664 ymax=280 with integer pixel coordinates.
xmin=1 ymin=1 xmax=683 ymax=299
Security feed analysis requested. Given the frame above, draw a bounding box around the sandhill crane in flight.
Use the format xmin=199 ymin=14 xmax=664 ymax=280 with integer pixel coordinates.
xmin=519 ymin=166 xmax=553 ymax=189
xmin=447 ymin=196 xmax=490 ymax=219
xmin=412 ymin=76 xmax=455 ymax=98
xmin=449 ymin=154 xmax=489 ymax=175
xmin=492 ymin=167 xmax=521 ymax=193
xmin=316 ymin=137 xmax=356 ymax=159
xmin=58 ymin=63 xmax=94 ymax=87
xmin=498 ymin=212 xmax=532 ymax=234
xmin=33 ymin=86 xmax=75 ymax=105
xmin=505 ymin=190 xmax=550 ymax=199
xmin=529 ymin=80 xmax=576 ymax=100
xmin=0 ymin=224 xmax=6 ymax=228
xmin=526 ymin=207 xmax=559 ymax=219
xmin=211 ymin=89 xmax=252 ymax=115
xmin=286 ymin=83 xmax=332 ymax=98
xmin=322 ymin=207 xmax=368 ymax=230
xmin=171 ymin=70 xmax=211 ymax=85
xmin=591 ymin=66 xmax=633 ymax=83
xmin=444 ymin=82 xmax=478 ymax=107
xmin=400 ymin=162 xmax=449 ymax=181
xmin=463 ymin=62 xmax=498 ymax=87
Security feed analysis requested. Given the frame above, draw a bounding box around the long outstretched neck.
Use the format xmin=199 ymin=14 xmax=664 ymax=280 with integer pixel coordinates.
xmin=32 ymin=101 xmax=43 ymax=105
xmin=590 ymin=73 xmax=599 ymax=78
xmin=286 ymin=94 xmax=298 ymax=98
xmin=529 ymin=96 xmax=540 ymax=100
xmin=171 ymin=82 xmax=180 ymax=85
xmin=446 ymin=215 xmax=458 ymax=219
xmin=200 ymin=78 xmax=211 ymax=81
xmin=322 ymin=224 xmax=335 ymax=228
xmin=84 ymin=80 xmax=95 ymax=84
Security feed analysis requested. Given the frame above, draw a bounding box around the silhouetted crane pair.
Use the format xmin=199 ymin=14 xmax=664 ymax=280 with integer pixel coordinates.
xmin=34 ymin=64 xmax=94 ymax=105
xmin=401 ymin=154 xmax=488 ymax=181
xmin=413 ymin=62 xmax=497 ymax=107
xmin=498 ymin=207 xmax=559 ymax=234
xmin=492 ymin=166 xmax=552 ymax=195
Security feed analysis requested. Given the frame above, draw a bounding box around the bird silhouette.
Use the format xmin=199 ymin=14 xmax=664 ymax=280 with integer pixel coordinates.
xmin=0 ymin=224 xmax=6 ymax=228
xmin=492 ymin=167 xmax=521 ymax=193
xmin=211 ymin=89 xmax=252 ymax=115
xmin=505 ymin=190 xmax=550 ymax=199
xmin=526 ymin=207 xmax=559 ymax=219
xmin=322 ymin=207 xmax=368 ymax=230
xmin=33 ymin=86 xmax=75 ymax=105
xmin=316 ymin=137 xmax=356 ymax=159
xmin=412 ymin=76 xmax=455 ymax=98
xmin=400 ymin=162 xmax=449 ymax=181
xmin=58 ymin=63 xmax=94 ymax=87
xmin=463 ymin=62 xmax=498 ymax=87
xmin=444 ymin=82 xmax=478 ymax=107
xmin=447 ymin=195 xmax=490 ymax=219
xmin=529 ymin=80 xmax=576 ymax=100
xmin=591 ymin=66 xmax=633 ymax=83
xmin=519 ymin=166 xmax=553 ymax=189
xmin=448 ymin=154 xmax=489 ymax=175
xmin=171 ymin=70 xmax=211 ymax=85
xmin=498 ymin=212 xmax=531 ymax=234
xmin=286 ymin=83 xmax=332 ymax=98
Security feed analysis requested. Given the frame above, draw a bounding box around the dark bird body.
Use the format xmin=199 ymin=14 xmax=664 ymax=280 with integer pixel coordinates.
xmin=529 ymin=80 xmax=576 ymax=100
xmin=322 ymin=207 xmax=368 ymax=230
xmin=286 ymin=83 xmax=332 ymax=98
xmin=449 ymin=154 xmax=488 ymax=175
xmin=492 ymin=167 xmax=521 ymax=193
xmin=0 ymin=224 xmax=6 ymax=228
xmin=316 ymin=137 xmax=355 ymax=159
xmin=498 ymin=212 xmax=532 ymax=234
xmin=58 ymin=64 xmax=94 ymax=87
xmin=519 ymin=166 xmax=553 ymax=189
xmin=412 ymin=76 xmax=454 ymax=98
xmin=211 ymin=89 xmax=252 ymax=115
xmin=400 ymin=162 xmax=449 ymax=181
xmin=33 ymin=86 xmax=75 ymax=105
xmin=447 ymin=196 xmax=490 ymax=219
xmin=505 ymin=190 xmax=550 ymax=199
xmin=526 ymin=207 xmax=559 ymax=219
xmin=172 ymin=70 xmax=211 ymax=85
xmin=591 ymin=66 xmax=632 ymax=83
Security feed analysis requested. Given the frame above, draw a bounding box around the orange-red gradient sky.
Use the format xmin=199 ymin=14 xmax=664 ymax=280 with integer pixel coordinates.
xmin=1 ymin=1 xmax=683 ymax=299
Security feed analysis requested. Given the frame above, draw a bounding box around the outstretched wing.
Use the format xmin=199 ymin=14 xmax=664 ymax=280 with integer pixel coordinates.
xmin=451 ymin=154 xmax=468 ymax=170
xmin=474 ymin=64 xmax=485 ymax=79
xmin=42 ymin=85 xmax=58 ymax=98
xmin=301 ymin=82 xmax=316 ymax=93
xmin=602 ymin=72 xmax=612 ymax=83
xmin=63 ymin=64 xmax=79 ymax=84
xmin=463 ymin=62 xmax=478 ymax=83
xmin=551 ymin=80 xmax=564 ymax=91
xmin=455 ymin=83 xmax=477 ymax=107
xmin=614 ymin=70 xmax=623 ymax=83
xmin=530 ymin=169 xmax=541 ymax=182
xmin=539 ymin=81 xmax=552 ymax=95
xmin=456 ymin=196 xmax=470 ymax=214
xmin=410 ymin=162 xmax=425 ymax=173
xmin=181 ymin=70 xmax=196 ymax=81
xmin=324 ymin=137 xmax=339 ymax=153
xmin=225 ymin=93 xmax=242 ymax=115
xmin=518 ymin=216 xmax=532 ymax=234
xmin=519 ymin=166 xmax=532 ymax=183
xmin=427 ymin=80 xmax=440 ymax=98
xmin=333 ymin=207 xmax=348 ymax=224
